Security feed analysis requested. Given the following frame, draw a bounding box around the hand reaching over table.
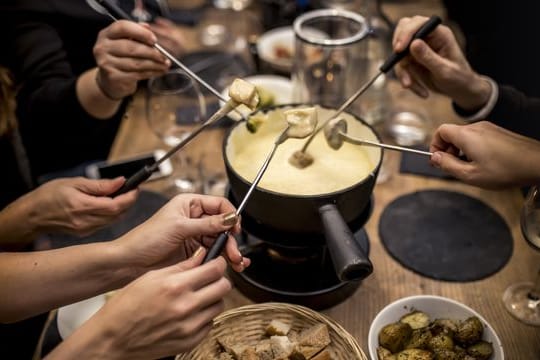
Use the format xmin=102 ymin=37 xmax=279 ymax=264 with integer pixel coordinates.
xmin=0 ymin=176 xmax=138 ymax=246
xmin=430 ymin=121 xmax=540 ymax=189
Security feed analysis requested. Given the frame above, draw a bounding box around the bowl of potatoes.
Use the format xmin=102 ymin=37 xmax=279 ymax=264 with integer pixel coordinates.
xmin=368 ymin=295 xmax=504 ymax=360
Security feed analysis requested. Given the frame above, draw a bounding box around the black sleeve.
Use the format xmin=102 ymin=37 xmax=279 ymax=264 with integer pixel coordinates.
xmin=487 ymin=86 xmax=540 ymax=141
xmin=8 ymin=3 xmax=127 ymax=176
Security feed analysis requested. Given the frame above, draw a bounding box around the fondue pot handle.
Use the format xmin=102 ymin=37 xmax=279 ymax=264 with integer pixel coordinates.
xmin=319 ymin=204 xmax=373 ymax=282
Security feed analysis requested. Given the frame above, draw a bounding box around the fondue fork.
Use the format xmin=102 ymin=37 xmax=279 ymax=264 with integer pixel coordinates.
xmin=324 ymin=118 xmax=432 ymax=156
xmin=290 ymin=15 xmax=442 ymax=168
xmin=203 ymin=127 xmax=291 ymax=263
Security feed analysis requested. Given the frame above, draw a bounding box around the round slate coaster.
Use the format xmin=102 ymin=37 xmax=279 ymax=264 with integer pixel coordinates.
xmin=379 ymin=190 xmax=513 ymax=282
xmin=49 ymin=190 xmax=168 ymax=248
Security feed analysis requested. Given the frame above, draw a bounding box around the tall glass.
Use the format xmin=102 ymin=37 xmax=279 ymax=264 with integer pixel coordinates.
xmin=502 ymin=185 xmax=540 ymax=326
xmin=146 ymin=69 xmax=206 ymax=196
xmin=291 ymin=9 xmax=369 ymax=110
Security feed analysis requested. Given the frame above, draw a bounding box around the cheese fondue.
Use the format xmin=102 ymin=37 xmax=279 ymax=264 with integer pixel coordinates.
xmin=226 ymin=106 xmax=381 ymax=196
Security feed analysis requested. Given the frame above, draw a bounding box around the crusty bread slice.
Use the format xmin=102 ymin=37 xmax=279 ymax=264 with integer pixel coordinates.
xmin=310 ymin=349 xmax=333 ymax=360
xmin=293 ymin=323 xmax=331 ymax=359
xmin=216 ymin=335 xmax=247 ymax=358
xmin=239 ymin=346 xmax=259 ymax=360
xmin=270 ymin=335 xmax=295 ymax=359
xmin=255 ymin=339 xmax=274 ymax=360
xmin=266 ymin=319 xmax=292 ymax=336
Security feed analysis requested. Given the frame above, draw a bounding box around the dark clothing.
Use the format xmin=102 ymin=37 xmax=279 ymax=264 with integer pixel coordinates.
xmin=489 ymin=86 xmax=540 ymax=140
xmin=443 ymin=0 xmax=540 ymax=98
xmin=5 ymin=0 xmax=127 ymax=178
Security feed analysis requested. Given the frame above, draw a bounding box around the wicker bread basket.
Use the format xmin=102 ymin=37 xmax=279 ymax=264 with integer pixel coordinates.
xmin=176 ymin=302 xmax=367 ymax=360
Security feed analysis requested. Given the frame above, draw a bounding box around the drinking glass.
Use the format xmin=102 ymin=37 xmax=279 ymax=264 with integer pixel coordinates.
xmin=291 ymin=9 xmax=369 ymax=110
xmin=502 ymin=185 xmax=540 ymax=326
xmin=146 ymin=69 xmax=206 ymax=196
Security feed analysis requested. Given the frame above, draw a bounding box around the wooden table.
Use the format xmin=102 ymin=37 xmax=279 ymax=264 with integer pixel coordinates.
xmin=109 ymin=3 xmax=540 ymax=359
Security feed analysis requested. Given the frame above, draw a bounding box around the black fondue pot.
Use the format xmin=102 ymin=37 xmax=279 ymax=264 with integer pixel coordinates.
xmin=223 ymin=105 xmax=382 ymax=282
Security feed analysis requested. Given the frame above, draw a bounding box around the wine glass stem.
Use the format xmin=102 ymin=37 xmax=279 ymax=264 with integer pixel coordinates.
xmin=529 ymin=267 xmax=540 ymax=301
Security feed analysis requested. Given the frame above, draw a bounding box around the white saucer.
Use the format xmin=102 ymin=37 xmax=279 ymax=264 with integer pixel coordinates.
xmin=57 ymin=294 xmax=106 ymax=340
xmin=220 ymin=75 xmax=294 ymax=120
xmin=257 ymin=26 xmax=295 ymax=73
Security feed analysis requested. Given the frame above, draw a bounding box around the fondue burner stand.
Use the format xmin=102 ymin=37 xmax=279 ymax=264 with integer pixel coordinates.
xmin=228 ymin=193 xmax=372 ymax=310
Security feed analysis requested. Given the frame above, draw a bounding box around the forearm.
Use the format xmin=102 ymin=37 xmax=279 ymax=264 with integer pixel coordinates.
xmin=44 ymin=310 xmax=121 ymax=360
xmin=76 ymin=68 xmax=123 ymax=119
xmin=0 ymin=192 xmax=40 ymax=245
xmin=0 ymin=242 xmax=136 ymax=323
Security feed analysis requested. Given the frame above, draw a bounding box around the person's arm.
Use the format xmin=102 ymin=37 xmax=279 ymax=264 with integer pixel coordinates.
xmin=0 ymin=177 xmax=138 ymax=245
xmin=429 ymin=121 xmax=540 ymax=189
xmin=0 ymin=242 xmax=135 ymax=323
xmin=45 ymin=253 xmax=231 ymax=360
xmin=0 ymin=193 xmax=248 ymax=323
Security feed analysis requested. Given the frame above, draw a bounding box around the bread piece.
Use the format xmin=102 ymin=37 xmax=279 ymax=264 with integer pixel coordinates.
xmin=294 ymin=323 xmax=331 ymax=359
xmin=229 ymin=78 xmax=259 ymax=109
xmin=311 ymin=349 xmax=333 ymax=360
xmin=216 ymin=335 xmax=247 ymax=358
xmin=217 ymin=352 xmax=234 ymax=360
xmin=270 ymin=335 xmax=295 ymax=359
xmin=239 ymin=346 xmax=259 ymax=360
xmin=255 ymin=339 xmax=274 ymax=360
xmin=266 ymin=320 xmax=292 ymax=336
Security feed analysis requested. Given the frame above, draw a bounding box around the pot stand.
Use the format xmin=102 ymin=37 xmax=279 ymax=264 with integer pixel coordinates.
xmin=228 ymin=192 xmax=372 ymax=310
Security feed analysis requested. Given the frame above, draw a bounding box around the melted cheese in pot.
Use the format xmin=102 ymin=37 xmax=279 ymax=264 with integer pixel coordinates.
xmin=226 ymin=106 xmax=381 ymax=196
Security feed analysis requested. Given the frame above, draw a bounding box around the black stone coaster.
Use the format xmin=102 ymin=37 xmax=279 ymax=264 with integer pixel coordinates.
xmin=399 ymin=145 xmax=454 ymax=180
xmin=379 ymin=190 xmax=513 ymax=282
xmin=48 ymin=190 xmax=168 ymax=248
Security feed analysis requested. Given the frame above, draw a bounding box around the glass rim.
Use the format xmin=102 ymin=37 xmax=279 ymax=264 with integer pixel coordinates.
xmin=293 ymin=8 xmax=368 ymax=47
xmin=147 ymin=69 xmax=195 ymax=95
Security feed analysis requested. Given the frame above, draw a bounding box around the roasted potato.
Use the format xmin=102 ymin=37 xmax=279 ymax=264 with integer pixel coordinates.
xmin=395 ymin=348 xmax=434 ymax=360
xmin=433 ymin=348 xmax=462 ymax=360
xmin=430 ymin=319 xmax=458 ymax=337
xmin=377 ymin=346 xmax=396 ymax=360
xmin=428 ymin=334 xmax=454 ymax=352
xmin=466 ymin=341 xmax=493 ymax=360
xmin=400 ymin=311 xmax=431 ymax=330
xmin=455 ymin=317 xmax=483 ymax=346
xmin=379 ymin=322 xmax=413 ymax=353
xmin=405 ymin=328 xmax=432 ymax=350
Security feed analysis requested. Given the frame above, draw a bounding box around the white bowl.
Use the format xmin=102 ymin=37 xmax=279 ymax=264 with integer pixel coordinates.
xmin=219 ymin=74 xmax=293 ymax=121
xmin=368 ymin=295 xmax=504 ymax=360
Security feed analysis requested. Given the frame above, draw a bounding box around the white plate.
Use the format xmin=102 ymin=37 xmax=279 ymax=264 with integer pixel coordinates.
xmin=256 ymin=26 xmax=295 ymax=73
xmin=57 ymin=294 xmax=106 ymax=340
xmin=220 ymin=75 xmax=293 ymax=120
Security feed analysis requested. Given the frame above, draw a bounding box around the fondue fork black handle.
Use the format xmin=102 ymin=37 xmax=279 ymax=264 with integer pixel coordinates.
xmin=379 ymin=15 xmax=442 ymax=73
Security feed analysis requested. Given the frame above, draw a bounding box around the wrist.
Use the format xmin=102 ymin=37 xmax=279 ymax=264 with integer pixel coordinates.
xmin=454 ymin=74 xmax=492 ymax=111
xmin=95 ymin=69 xmax=124 ymax=102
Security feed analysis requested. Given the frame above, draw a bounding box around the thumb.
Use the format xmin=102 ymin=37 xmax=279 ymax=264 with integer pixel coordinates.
xmin=431 ymin=151 xmax=472 ymax=177
xmin=180 ymin=214 xmax=233 ymax=238
xmin=77 ymin=177 xmax=125 ymax=196
xmin=409 ymin=39 xmax=448 ymax=74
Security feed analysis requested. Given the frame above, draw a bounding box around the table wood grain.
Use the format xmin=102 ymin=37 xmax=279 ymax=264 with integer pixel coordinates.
xmin=108 ymin=2 xmax=540 ymax=358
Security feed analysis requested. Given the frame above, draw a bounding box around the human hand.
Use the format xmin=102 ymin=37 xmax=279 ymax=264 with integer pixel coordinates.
xmin=55 ymin=253 xmax=231 ymax=359
xmin=93 ymin=20 xmax=171 ymax=99
xmin=430 ymin=121 xmax=540 ymax=189
xmin=115 ymin=193 xmax=249 ymax=274
xmin=392 ymin=16 xmax=491 ymax=111
xmin=26 ymin=177 xmax=138 ymax=237
xmin=149 ymin=17 xmax=185 ymax=58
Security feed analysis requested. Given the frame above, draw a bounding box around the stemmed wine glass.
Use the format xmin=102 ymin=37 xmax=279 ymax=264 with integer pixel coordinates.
xmin=146 ymin=69 xmax=206 ymax=196
xmin=502 ymin=185 xmax=540 ymax=326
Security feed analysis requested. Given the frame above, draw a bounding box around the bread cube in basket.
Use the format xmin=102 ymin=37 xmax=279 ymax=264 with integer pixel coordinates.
xmin=175 ymin=302 xmax=367 ymax=360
